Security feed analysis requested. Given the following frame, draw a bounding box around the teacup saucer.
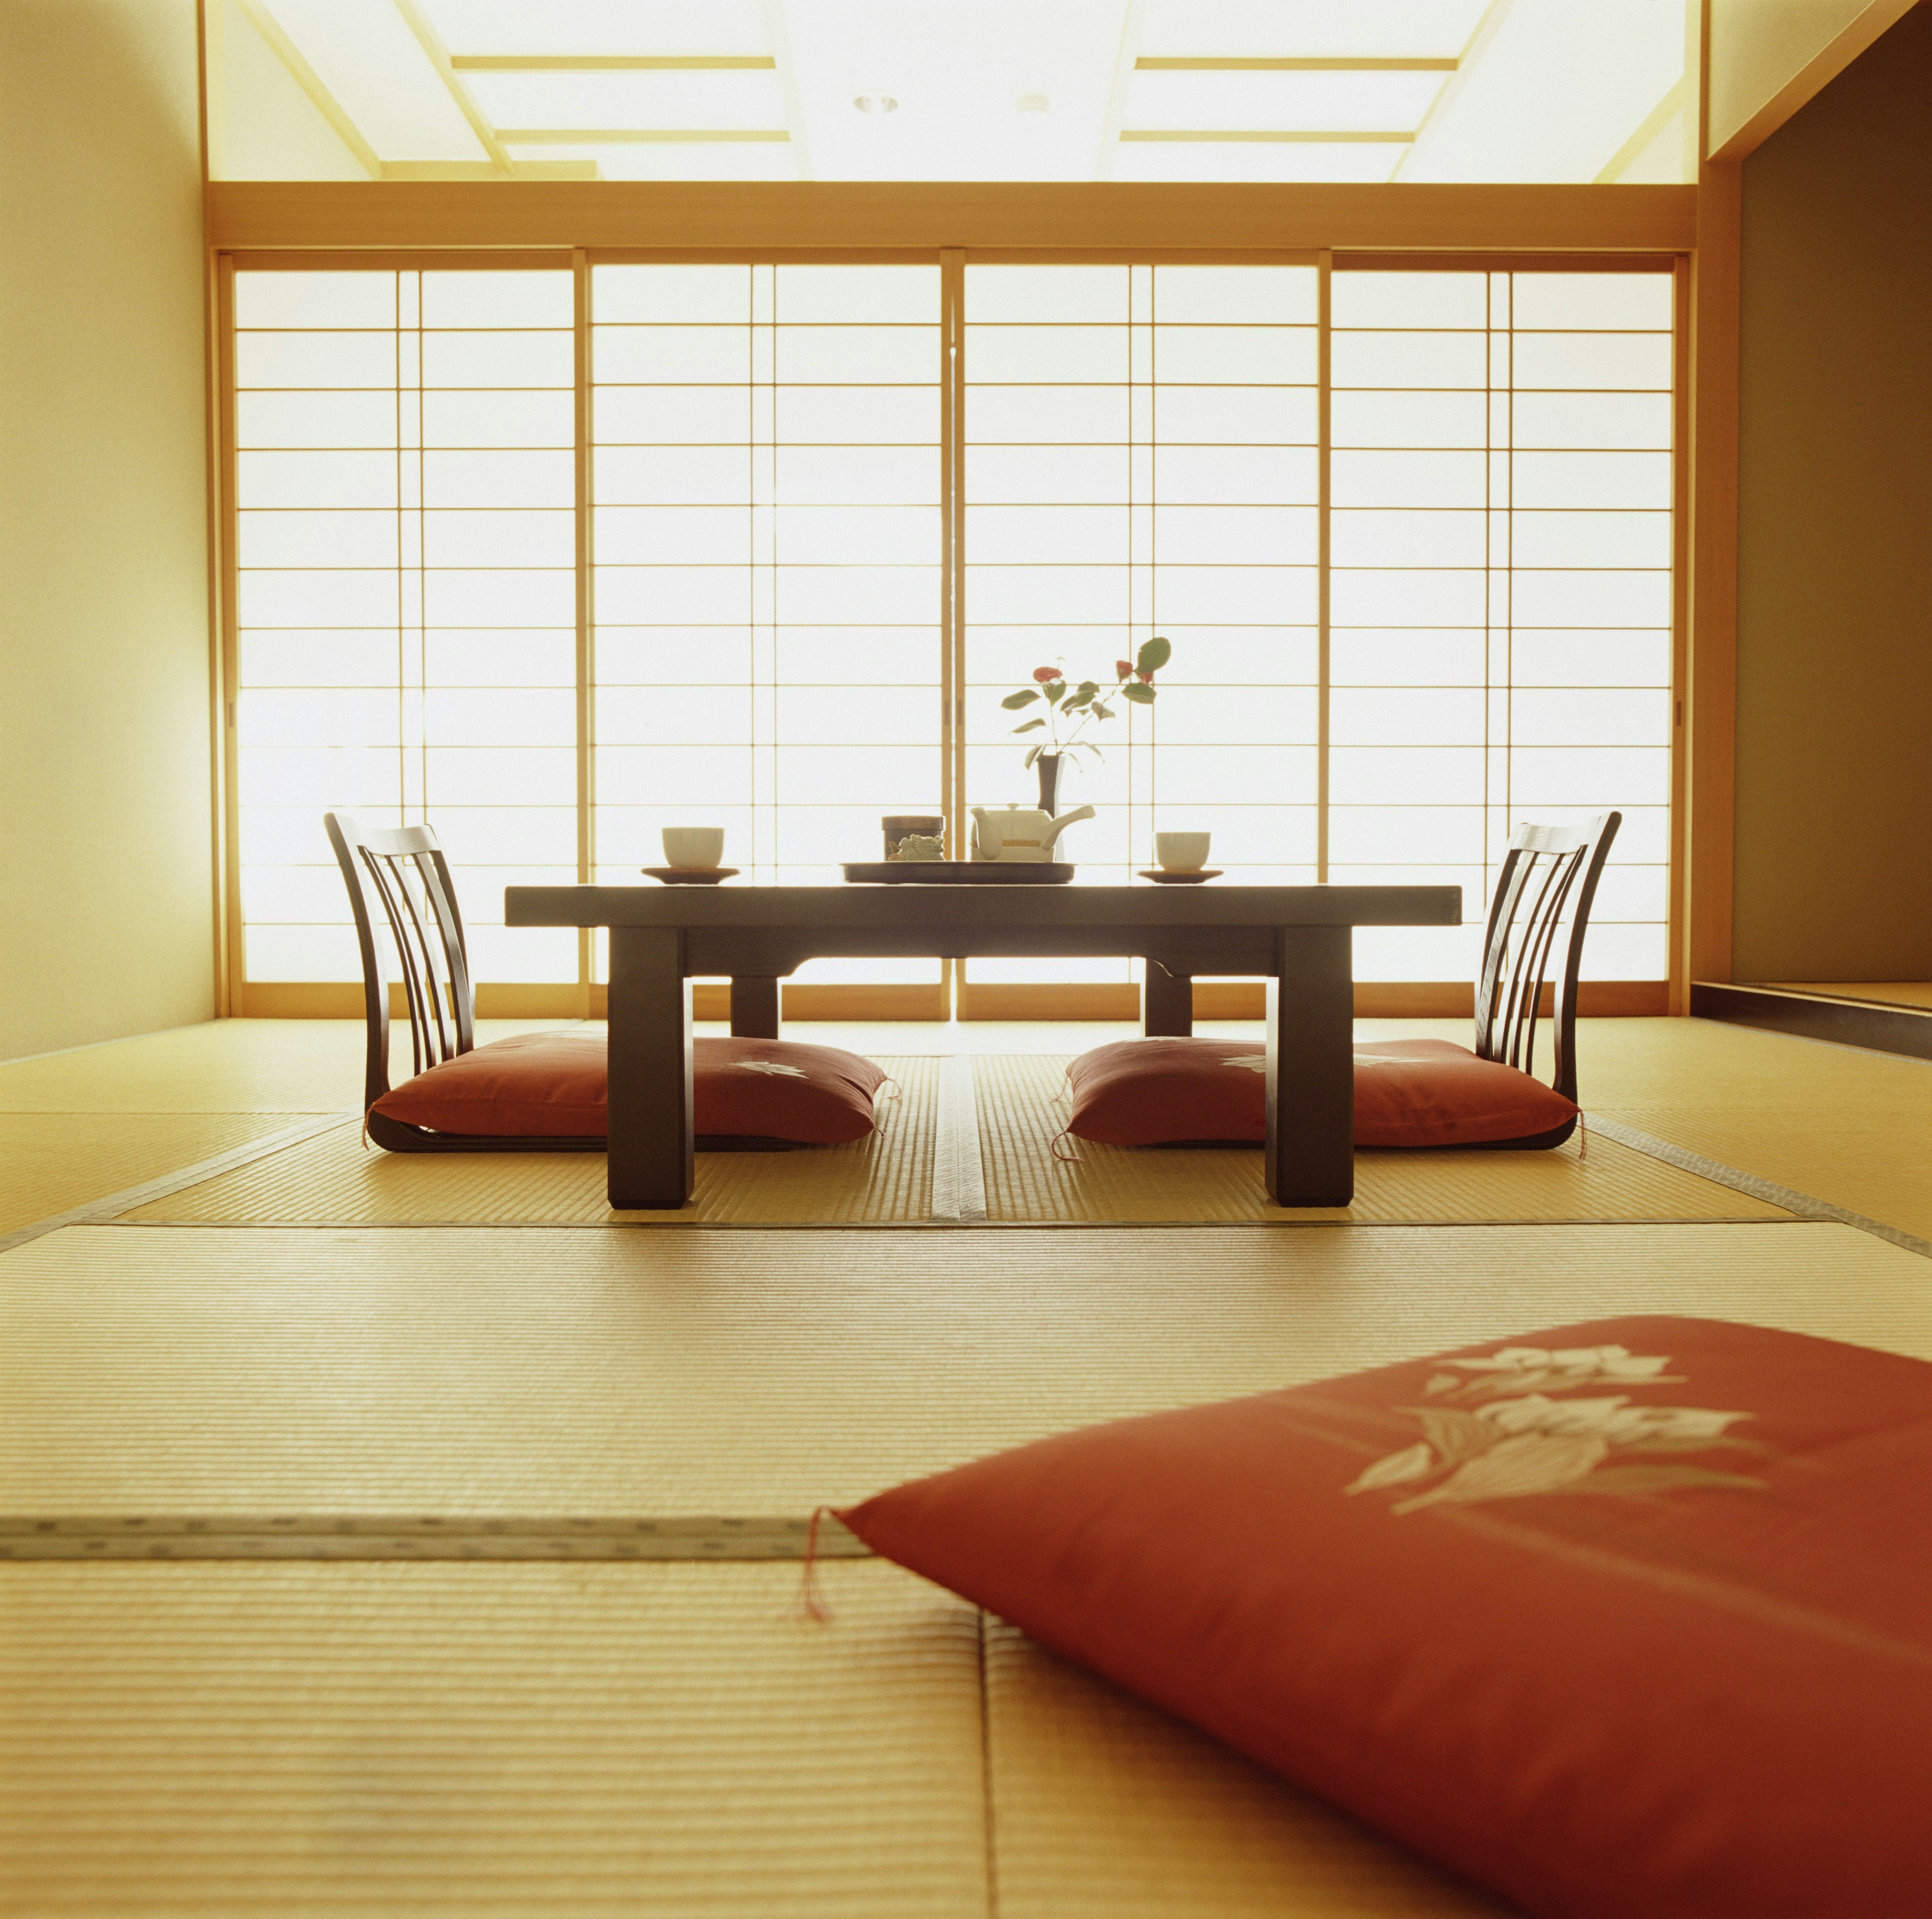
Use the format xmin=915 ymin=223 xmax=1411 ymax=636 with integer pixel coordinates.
xmin=641 ymin=866 xmax=740 ymax=885
xmin=1138 ymin=867 xmax=1222 ymax=885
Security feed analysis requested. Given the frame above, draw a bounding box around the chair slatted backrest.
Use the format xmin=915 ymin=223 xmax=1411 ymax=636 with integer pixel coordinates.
xmin=1473 ymin=812 xmax=1621 ymax=1106
xmin=324 ymin=812 xmax=477 ymax=1113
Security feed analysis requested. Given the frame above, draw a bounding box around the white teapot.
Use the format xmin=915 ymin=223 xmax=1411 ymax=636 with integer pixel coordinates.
xmin=970 ymin=803 xmax=1096 ymax=862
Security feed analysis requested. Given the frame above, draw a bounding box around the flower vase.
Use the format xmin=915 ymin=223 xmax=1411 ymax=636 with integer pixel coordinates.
xmin=1035 ymin=753 xmax=1063 ymax=818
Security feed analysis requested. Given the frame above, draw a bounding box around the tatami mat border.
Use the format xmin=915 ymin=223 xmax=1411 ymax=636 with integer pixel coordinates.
xmin=0 ymin=1109 xmax=359 ymax=1257
xmin=0 ymin=1513 xmax=870 ymax=1563
xmin=1589 ymin=1114 xmax=1932 ymax=1261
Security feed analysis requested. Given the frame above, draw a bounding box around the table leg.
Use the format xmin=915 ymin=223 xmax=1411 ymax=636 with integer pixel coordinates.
xmin=1142 ymin=961 xmax=1194 ymax=1037
xmin=607 ymin=926 xmax=693 ymax=1209
xmin=729 ymin=976 xmax=781 ymax=1039
xmin=1265 ymin=925 xmax=1353 ymax=1207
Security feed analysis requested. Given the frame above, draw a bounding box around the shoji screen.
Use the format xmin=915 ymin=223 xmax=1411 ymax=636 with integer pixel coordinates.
xmin=962 ymin=263 xmax=1320 ymax=986
xmin=1329 ymin=268 xmax=1673 ymax=982
xmin=589 ymin=263 xmax=942 ymax=985
xmin=232 ymin=267 xmax=579 ymax=987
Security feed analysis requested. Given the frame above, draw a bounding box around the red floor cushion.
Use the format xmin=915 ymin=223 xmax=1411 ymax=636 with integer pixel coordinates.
xmin=370 ymin=1031 xmax=888 ymax=1143
xmin=1063 ymin=1035 xmax=1576 ymax=1147
xmin=838 ymin=1315 xmax=1932 ymax=1919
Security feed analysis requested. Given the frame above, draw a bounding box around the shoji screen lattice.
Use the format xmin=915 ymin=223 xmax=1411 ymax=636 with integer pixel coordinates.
xmin=962 ymin=263 xmax=1321 ymax=986
xmin=232 ymin=267 xmax=578 ymax=986
xmin=1329 ymin=268 xmax=1673 ymax=982
xmin=589 ymin=263 xmax=942 ymax=986
xmin=228 ymin=257 xmax=1673 ymax=1004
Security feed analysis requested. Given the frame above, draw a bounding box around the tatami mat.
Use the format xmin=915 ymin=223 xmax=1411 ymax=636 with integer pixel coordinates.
xmin=120 ymin=1056 xmax=935 ymax=1227
xmin=6 ymin=1222 xmax=1926 ymax=1520
xmin=112 ymin=1050 xmax=1797 ymax=1233
xmin=0 ymin=1113 xmax=321 ymax=1237
xmin=0 ymin=1018 xmax=566 ymax=1116
xmin=1561 ymin=1017 xmax=1932 ymax=1243
xmin=974 ymin=1054 xmax=1793 ymax=1226
xmin=985 ymin=1626 xmax=1505 ymax=1918
xmin=0 ymin=1558 xmax=987 ymax=1917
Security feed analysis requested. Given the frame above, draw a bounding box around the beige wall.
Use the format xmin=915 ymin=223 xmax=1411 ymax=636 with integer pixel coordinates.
xmin=0 ymin=1 xmax=216 ymax=1058
xmin=1731 ymin=3 xmax=1932 ymax=979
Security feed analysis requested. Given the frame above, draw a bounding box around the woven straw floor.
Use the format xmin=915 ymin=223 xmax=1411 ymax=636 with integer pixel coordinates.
xmin=0 ymin=1113 xmax=319 ymax=1237
xmin=122 ymin=1056 xmax=936 ymax=1227
xmin=10 ymin=1015 xmax=1932 ymax=1917
xmin=115 ymin=1052 xmax=1791 ymax=1232
xmin=974 ymin=1054 xmax=1792 ymax=1226
xmin=8 ymin=1220 xmax=1927 ymax=1521
xmin=1565 ymin=1015 xmax=1932 ymax=1242
xmin=0 ymin=1558 xmax=988 ymax=1917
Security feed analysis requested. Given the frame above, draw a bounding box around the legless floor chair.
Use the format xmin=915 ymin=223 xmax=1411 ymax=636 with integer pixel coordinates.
xmin=326 ymin=812 xmax=817 ymax=1154
xmin=1058 ymin=812 xmax=1622 ymax=1154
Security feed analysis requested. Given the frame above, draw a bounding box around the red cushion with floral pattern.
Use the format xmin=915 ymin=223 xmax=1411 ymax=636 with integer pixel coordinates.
xmin=838 ymin=1316 xmax=1932 ymax=1919
xmin=371 ymin=1032 xmax=887 ymax=1142
xmin=1063 ymin=1035 xmax=1576 ymax=1147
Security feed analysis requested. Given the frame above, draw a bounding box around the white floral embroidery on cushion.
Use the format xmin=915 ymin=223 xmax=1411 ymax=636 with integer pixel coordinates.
xmin=734 ymin=1060 xmax=809 ymax=1077
xmin=1222 ymin=1054 xmax=1267 ymax=1072
xmin=1343 ymin=1341 xmax=1766 ymax=1515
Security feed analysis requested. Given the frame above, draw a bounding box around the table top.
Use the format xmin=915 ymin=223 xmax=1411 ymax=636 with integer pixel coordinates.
xmin=505 ymin=882 xmax=1463 ymax=930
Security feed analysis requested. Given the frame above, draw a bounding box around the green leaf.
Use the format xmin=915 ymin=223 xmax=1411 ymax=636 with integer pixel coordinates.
xmin=1076 ymin=680 xmax=1099 ymax=697
xmin=1001 ymin=689 xmax=1039 ymax=710
xmin=1063 ymin=688 xmax=1094 ymax=711
xmin=1044 ymin=680 xmax=1065 ymax=706
xmin=1137 ymin=635 xmax=1172 ymax=674
xmin=1119 ymin=681 xmax=1156 ymax=705
xmin=1091 ymin=702 xmax=1113 ymax=720
xmin=1024 ymin=744 xmax=1043 ymax=769
xmin=1012 ymin=717 xmax=1045 ymax=734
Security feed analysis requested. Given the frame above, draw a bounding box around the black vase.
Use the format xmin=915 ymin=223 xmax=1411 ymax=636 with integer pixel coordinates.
xmin=1036 ymin=753 xmax=1063 ymax=817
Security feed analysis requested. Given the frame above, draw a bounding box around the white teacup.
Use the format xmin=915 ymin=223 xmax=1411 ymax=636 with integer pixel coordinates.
xmin=1155 ymin=831 xmax=1211 ymax=872
xmin=663 ymin=827 xmax=725 ymax=869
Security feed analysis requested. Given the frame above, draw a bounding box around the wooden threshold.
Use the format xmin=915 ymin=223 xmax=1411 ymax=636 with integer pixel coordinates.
xmin=1691 ymin=982 xmax=1932 ymax=1063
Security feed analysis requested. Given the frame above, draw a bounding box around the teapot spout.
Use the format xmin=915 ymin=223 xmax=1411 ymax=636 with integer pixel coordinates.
xmin=1040 ymin=804 xmax=1096 ymax=848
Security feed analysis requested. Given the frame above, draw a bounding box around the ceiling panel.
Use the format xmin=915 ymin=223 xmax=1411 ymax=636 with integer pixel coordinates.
xmin=1139 ymin=0 xmax=1492 ymax=61
xmin=1402 ymin=0 xmax=1685 ymax=181
xmin=463 ymin=69 xmax=787 ymax=133
xmin=1123 ymin=69 xmax=1449 ymax=133
xmin=783 ymin=0 xmax=1131 ymax=181
xmin=419 ymin=0 xmax=771 ymax=58
xmin=264 ymin=0 xmax=487 ymax=160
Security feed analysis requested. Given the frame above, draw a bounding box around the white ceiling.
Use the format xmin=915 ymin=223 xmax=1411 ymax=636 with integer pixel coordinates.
xmin=219 ymin=0 xmax=1690 ymax=185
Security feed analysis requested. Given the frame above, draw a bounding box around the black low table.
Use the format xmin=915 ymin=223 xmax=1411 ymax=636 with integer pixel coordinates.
xmin=503 ymin=883 xmax=1462 ymax=1211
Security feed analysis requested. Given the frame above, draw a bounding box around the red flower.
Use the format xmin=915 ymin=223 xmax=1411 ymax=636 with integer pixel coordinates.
xmin=1137 ymin=669 xmax=1155 ymax=684
xmin=1032 ymin=666 xmax=1061 ymax=684
xmin=1114 ymin=659 xmax=1132 ymax=680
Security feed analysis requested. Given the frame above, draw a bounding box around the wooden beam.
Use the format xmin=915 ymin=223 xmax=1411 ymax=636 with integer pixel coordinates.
xmin=1118 ymin=130 xmax=1415 ymax=144
xmin=451 ymin=55 xmax=776 ymax=71
xmin=1683 ymin=159 xmax=1741 ymax=986
xmin=1137 ymin=56 xmax=1457 ymax=71
xmin=207 ymin=181 xmax=1698 ymax=253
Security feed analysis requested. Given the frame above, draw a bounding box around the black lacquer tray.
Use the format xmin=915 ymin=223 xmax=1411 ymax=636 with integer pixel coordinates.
xmin=841 ymin=862 xmax=1075 ymax=885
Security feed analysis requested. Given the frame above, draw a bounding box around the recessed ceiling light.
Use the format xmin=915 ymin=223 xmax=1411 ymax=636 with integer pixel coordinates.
xmin=1016 ymin=93 xmax=1050 ymax=115
xmin=852 ymin=91 xmax=898 ymax=116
